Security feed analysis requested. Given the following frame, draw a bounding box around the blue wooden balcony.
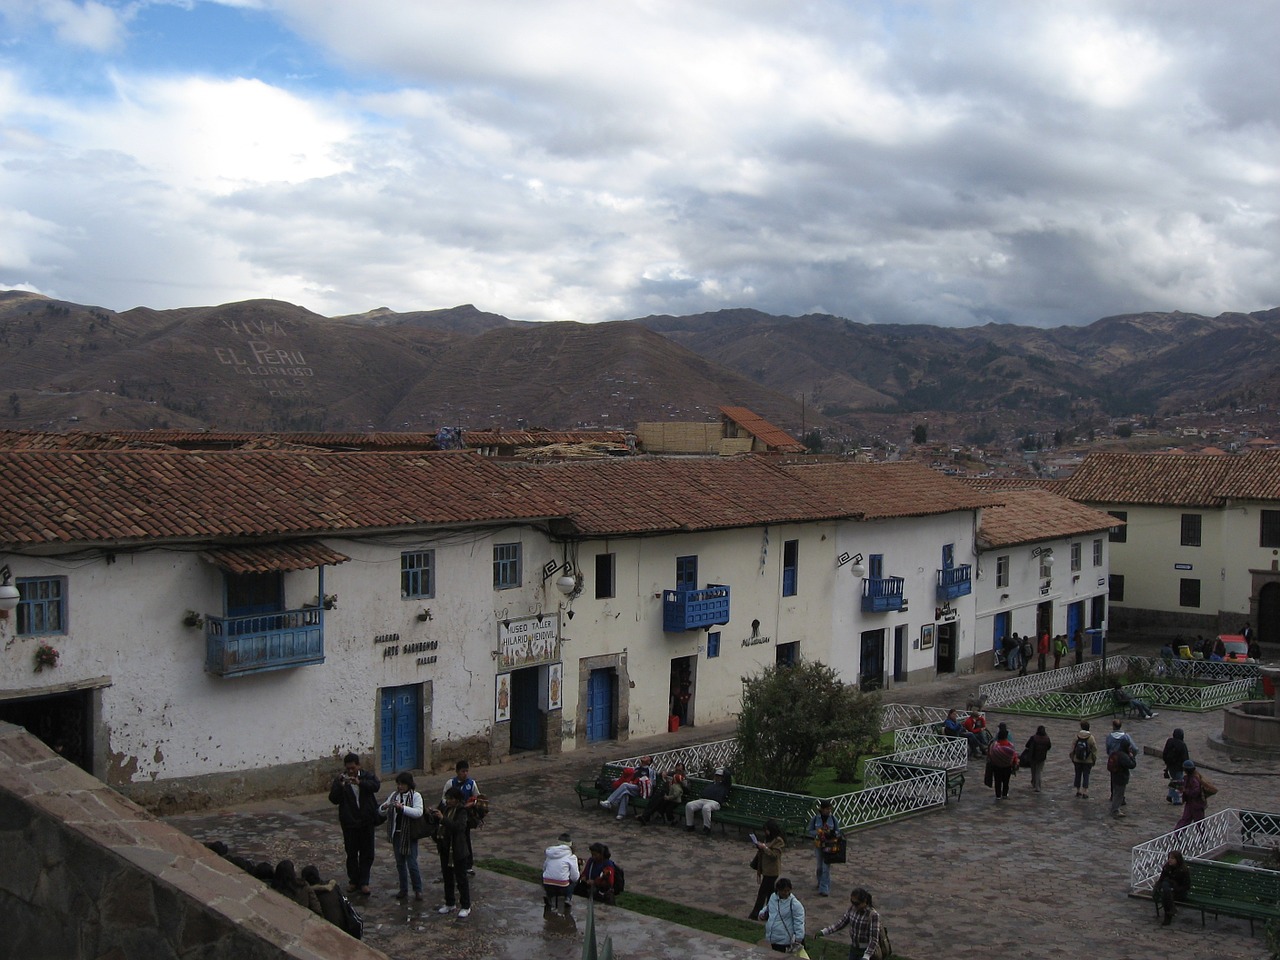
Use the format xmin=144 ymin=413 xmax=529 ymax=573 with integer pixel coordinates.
xmin=205 ymin=608 xmax=325 ymax=677
xmin=861 ymin=576 xmax=905 ymax=613
xmin=663 ymin=585 xmax=731 ymax=632
xmin=936 ymin=565 xmax=972 ymax=601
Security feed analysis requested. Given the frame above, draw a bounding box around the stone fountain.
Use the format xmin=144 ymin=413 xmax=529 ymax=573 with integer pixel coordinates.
xmin=1211 ymin=665 xmax=1280 ymax=759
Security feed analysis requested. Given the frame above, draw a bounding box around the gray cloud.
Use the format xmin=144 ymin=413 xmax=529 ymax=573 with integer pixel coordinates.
xmin=1 ymin=1 xmax=1277 ymax=325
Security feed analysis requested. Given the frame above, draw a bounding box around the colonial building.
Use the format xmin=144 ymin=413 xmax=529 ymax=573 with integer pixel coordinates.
xmin=0 ymin=442 xmax=1094 ymax=807
xmin=961 ymin=483 xmax=1120 ymax=660
xmin=1060 ymin=450 xmax=1280 ymax=641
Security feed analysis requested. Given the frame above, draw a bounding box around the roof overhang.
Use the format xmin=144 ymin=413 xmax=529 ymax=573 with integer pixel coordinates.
xmin=202 ymin=541 xmax=351 ymax=575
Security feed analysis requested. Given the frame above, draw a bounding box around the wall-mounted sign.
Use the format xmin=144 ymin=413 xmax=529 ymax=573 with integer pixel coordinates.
xmin=497 ymin=615 xmax=560 ymax=670
xmin=935 ymin=603 xmax=957 ymax=623
xmin=1174 ymin=563 xmax=1193 ymax=571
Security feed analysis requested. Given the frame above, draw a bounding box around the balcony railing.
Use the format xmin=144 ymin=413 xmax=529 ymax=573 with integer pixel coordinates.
xmin=936 ymin=565 xmax=973 ymax=601
xmin=862 ymin=576 xmax=905 ymax=613
xmin=663 ymin=585 xmax=731 ymax=632
xmin=205 ymin=608 xmax=325 ymax=677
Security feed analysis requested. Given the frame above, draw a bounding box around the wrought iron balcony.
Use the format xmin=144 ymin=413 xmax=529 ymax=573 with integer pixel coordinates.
xmin=861 ymin=576 xmax=905 ymax=613
xmin=205 ymin=608 xmax=325 ymax=677
xmin=663 ymin=585 xmax=731 ymax=632
xmin=936 ymin=565 xmax=973 ymax=601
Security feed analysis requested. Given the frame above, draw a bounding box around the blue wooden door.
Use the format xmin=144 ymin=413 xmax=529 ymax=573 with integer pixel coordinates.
xmin=586 ymin=668 xmax=613 ymax=742
xmin=676 ymin=556 xmax=698 ymax=591
xmin=1067 ymin=602 xmax=1083 ymax=648
xmin=510 ymin=667 xmax=542 ymax=752
xmin=379 ymin=685 xmax=420 ymax=774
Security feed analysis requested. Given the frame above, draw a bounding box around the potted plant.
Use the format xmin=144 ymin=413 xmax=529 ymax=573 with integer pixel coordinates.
xmin=34 ymin=641 xmax=60 ymax=672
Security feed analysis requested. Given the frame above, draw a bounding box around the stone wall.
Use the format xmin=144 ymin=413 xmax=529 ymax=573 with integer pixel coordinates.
xmin=0 ymin=721 xmax=387 ymax=960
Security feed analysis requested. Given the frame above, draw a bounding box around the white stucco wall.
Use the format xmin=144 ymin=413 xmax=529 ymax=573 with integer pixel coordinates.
xmin=830 ymin=511 xmax=979 ymax=682
xmin=563 ymin=522 xmax=836 ymax=741
xmin=974 ymin=534 xmax=1110 ymax=661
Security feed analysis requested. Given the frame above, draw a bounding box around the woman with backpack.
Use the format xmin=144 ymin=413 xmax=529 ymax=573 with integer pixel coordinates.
xmin=378 ymin=771 xmax=426 ymax=901
xmin=1071 ymin=720 xmax=1098 ymax=799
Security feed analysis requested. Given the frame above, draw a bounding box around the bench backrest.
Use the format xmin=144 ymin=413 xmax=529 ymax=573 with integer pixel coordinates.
xmin=1190 ymin=860 xmax=1280 ymax=904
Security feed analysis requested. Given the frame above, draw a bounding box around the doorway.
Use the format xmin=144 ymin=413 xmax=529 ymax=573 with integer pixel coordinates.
xmin=509 ymin=666 xmax=543 ymax=752
xmin=586 ymin=667 xmax=615 ymax=743
xmin=859 ymin=629 xmax=885 ymax=690
xmin=1258 ymin=582 xmax=1279 ymax=647
xmin=936 ymin=623 xmax=957 ymax=674
xmin=1036 ymin=600 xmax=1053 ymax=640
xmin=669 ymin=655 xmax=694 ymax=728
xmin=1067 ymin=601 xmax=1083 ymax=649
xmin=893 ymin=624 xmax=907 ymax=683
xmin=379 ymin=684 xmax=422 ymax=774
xmin=0 ymin=688 xmax=94 ymax=773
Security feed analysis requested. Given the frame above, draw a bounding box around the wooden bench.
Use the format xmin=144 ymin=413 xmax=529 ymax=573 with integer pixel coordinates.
xmin=1184 ymin=859 xmax=1280 ymax=934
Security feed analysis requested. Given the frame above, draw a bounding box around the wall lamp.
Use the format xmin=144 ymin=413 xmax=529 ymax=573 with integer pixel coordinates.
xmin=0 ymin=565 xmax=19 ymax=619
xmin=416 ymin=607 xmax=433 ymax=622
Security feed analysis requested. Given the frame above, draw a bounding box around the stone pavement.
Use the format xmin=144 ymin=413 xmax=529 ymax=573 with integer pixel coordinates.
xmin=167 ymin=655 xmax=1279 ymax=960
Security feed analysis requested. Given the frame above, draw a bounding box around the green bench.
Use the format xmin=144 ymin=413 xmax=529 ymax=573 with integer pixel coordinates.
xmin=714 ymin=783 xmax=815 ymax=837
xmin=1184 ymin=859 xmax=1280 ymax=934
xmin=574 ymin=763 xmax=702 ymax=816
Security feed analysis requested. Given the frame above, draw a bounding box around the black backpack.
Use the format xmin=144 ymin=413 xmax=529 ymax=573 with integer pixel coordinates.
xmin=1073 ymin=738 xmax=1090 ymax=763
xmin=339 ymin=892 xmax=364 ymax=940
xmin=611 ymin=862 xmax=625 ymax=895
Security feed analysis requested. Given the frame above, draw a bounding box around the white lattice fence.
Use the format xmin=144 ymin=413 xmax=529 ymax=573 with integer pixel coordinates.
xmin=615 ymin=738 xmax=739 ymax=774
xmin=893 ymin=723 xmax=969 ymax=770
xmin=880 ymin=703 xmax=949 ymax=731
xmin=828 ymin=760 xmax=946 ymax=829
xmin=1129 ymin=808 xmax=1280 ymax=891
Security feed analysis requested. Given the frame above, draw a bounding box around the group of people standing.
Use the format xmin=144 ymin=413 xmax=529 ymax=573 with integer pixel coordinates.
xmin=1000 ymin=629 xmax=1086 ymax=673
xmin=328 ymin=754 xmax=483 ymax=918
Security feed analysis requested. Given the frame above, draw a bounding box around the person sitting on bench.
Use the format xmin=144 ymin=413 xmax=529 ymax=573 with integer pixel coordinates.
xmin=1112 ymin=682 xmax=1156 ymax=718
xmin=685 ymin=768 xmax=731 ymax=834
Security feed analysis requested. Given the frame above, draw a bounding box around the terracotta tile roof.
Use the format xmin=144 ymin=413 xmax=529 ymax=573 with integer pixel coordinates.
xmin=462 ymin=429 xmax=631 ymax=447
xmin=959 ymin=477 xmax=1064 ymax=491
xmin=971 ymin=488 xmax=1122 ymax=549
xmin=0 ymin=430 xmax=173 ymax=451
xmin=1061 ymin=450 xmax=1280 ymax=507
xmin=719 ymin=407 xmax=807 ymax=453
xmin=0 ymin=450 xmax=562 ymax=548
xmin=203 ymin=541 xmax=351 ymax=574
xmin=783 ymin=461 xmax=1003 ymax=519
xmin=510 ymin=456 xmax=856 ymax=535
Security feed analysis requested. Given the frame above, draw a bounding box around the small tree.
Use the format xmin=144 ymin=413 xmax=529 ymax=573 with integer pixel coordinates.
xmin=736 ymin=661 xmax=880 ymax=792
xmin=912 ymin=423 xmax=927 ymax=445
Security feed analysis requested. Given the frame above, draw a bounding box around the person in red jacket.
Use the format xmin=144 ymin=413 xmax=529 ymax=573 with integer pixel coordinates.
xmin=1037 ymin=630 xmax=1050 ymax=672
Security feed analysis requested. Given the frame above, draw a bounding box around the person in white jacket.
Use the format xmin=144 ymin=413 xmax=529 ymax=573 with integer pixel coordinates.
xmin=379 ymin=772 xmax=426 ymax=900
xmin=759 ymin=877 xmax=806 ymax=952
xmin=542 ymin=832 xmax=581 ymax=913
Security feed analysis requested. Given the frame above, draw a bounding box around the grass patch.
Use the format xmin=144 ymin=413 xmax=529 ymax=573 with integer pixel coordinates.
xmin=475 ymin=857 xmax=906 ymax=959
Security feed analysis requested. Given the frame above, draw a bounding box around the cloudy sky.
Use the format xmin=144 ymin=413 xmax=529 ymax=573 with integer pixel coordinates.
xmin=1 ymin=1 xmax=1277 ymax=327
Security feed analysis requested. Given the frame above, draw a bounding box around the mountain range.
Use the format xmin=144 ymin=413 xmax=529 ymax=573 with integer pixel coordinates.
xmin=1 ymin=289 xmax=1277 ymax=445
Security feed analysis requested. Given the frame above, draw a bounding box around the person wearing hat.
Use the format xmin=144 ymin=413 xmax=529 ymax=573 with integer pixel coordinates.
xmin=1175 ymin=760 xmax=1212 ymax=829
xmin=805 ymin=800 xmax=842 ymax=896
xmin=685 ymin=767 xmax=731 ymax=834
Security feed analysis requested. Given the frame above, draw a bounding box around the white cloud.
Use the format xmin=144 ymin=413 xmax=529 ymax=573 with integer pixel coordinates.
xmin=0 ymin=1 xmax=1278 ymax=324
